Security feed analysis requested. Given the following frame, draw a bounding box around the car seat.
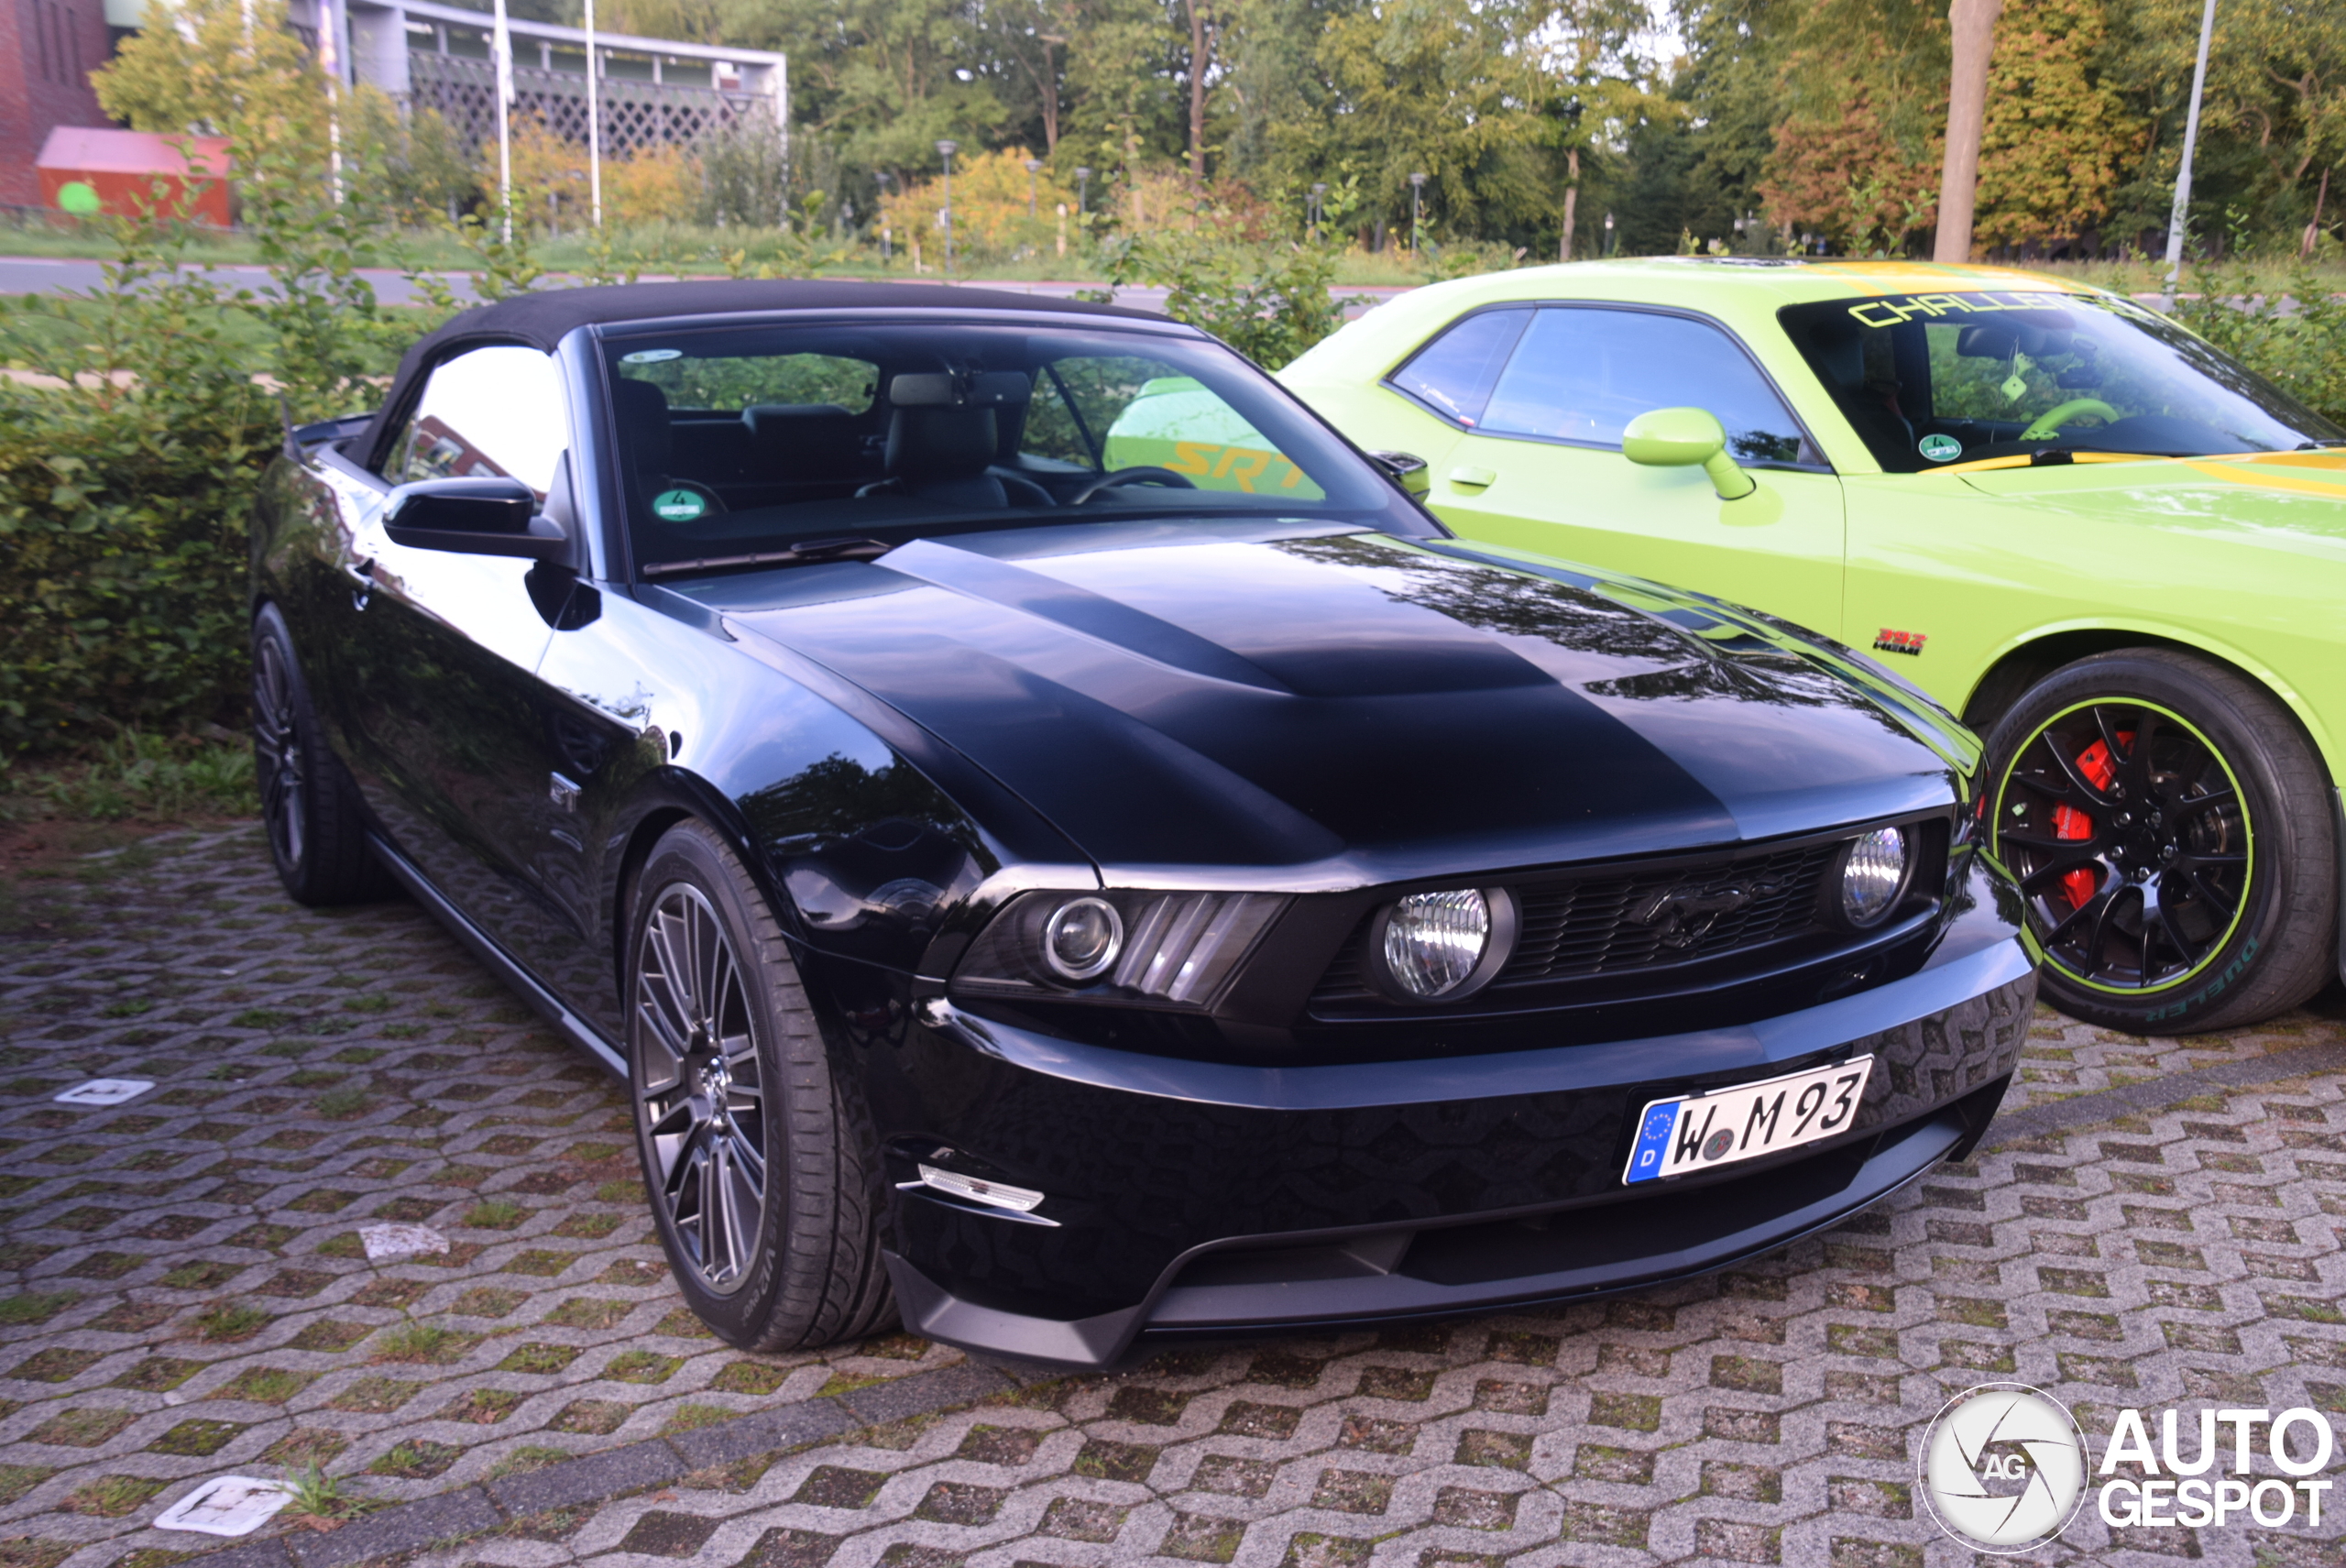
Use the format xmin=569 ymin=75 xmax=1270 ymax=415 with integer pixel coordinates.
xmin=859 ymin=372 xmax=1053 ymax=509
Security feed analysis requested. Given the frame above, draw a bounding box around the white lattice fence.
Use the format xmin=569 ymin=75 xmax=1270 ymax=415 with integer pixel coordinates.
xmin=409 ymin=53 xmax=767 ymax=156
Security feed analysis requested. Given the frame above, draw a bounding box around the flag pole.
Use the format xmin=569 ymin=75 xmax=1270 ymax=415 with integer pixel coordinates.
xmin=493 ymin=0 xmax=515 ymax=243
xmin=2162 ymin=0 xmax=2218 ymax=306
xmin=584 ymin=0 xmax=601 ymax=228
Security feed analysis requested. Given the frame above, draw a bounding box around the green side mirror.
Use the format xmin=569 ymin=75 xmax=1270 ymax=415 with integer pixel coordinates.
xmin=1621 ymin=407 xmax=1757 ymax=500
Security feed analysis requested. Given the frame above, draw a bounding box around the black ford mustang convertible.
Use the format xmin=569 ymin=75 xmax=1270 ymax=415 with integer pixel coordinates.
xmin=250 ymin=280 xmax=2033 ymax=1365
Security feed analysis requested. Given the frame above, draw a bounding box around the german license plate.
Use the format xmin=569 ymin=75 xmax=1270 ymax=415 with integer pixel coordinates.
xmin=1622 ymin=1056 xmax=1874 ymax=1185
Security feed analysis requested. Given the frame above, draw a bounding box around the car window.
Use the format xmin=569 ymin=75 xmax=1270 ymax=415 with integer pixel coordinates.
xmin=617 ymin=348 xmax=877 ymax=414
xmin=386 ymin=345 xmax=567 ymax=498
xmin=1778 ymin=291 xmax=2343 ymax=471
xmin=1473 ymin=307 xmax=1814 ymax=466
xmin=599 ymin=322 xmax=1415 ymax=578
xmin=1030 ymin=359 xmax=1325 ymax=499
xmin=1385 ymin=308 xmax=1531 ymax=428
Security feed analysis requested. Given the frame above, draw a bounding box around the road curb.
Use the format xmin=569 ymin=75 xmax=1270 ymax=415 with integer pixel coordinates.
xmin=1984 ymin=1037 xmax=2346 ymax=1146
xmin=174 ymin=1359 xmax=1057 ymax=1566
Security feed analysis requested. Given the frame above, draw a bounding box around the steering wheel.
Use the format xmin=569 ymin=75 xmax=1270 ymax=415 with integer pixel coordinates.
xmin=2019 ymin=398 xmax=2121 ymax=443
xmin=1067 ymin=466 xmax=1199 ymax=505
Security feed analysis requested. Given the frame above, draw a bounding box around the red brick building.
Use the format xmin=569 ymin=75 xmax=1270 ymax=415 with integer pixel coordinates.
xmin=2 ymin=0 xmax=114 ymax=207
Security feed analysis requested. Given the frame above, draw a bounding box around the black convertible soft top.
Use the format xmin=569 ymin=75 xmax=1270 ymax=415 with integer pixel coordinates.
xmin=363 ymin=279 xmax=1168 ymax=472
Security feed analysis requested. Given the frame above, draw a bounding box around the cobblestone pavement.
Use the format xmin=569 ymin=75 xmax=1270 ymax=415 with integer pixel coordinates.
xmin=4 ymin=826 xmax=2343 ymax=1568
xmin=0 ymin=828 xmax=967 ymax=1568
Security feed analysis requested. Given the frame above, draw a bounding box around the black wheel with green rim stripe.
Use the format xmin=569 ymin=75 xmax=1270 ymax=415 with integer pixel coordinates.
xmin=1983 ymin=650 xmax=2336 ymax=1035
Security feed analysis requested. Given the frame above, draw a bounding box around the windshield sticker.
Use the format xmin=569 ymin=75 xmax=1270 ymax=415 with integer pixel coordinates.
xmin=1847 ymin=291 xmax=2076 ymax=329
xmin=652 ymin=488 xmax=707 ymax=521
xmin=1918 ymin=433 xmax=1963 ymax=463
xmin=622 ymin=348 xmax=685 ymax=364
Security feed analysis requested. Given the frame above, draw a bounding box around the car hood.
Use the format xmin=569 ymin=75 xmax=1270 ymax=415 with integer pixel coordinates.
xmin=688 ymin=519 xmax=1967 ymax=883
xmin=1955 ymin=449 xmax=2346 ymax=550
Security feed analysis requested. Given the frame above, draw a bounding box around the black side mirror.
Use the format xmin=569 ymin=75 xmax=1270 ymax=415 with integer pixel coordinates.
xmin=1366 ymin=449 xmax=1431 ymax=498
xmin=383 ymin=477 xmax=570 ymax=562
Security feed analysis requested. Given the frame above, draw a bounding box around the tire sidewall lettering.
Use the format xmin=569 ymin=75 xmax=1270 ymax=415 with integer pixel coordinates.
xmin=2142 ymin=934 xmax=2261 ymax=1026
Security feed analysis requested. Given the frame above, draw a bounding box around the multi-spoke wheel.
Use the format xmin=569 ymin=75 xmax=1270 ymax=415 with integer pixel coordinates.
xmin=635 ymin=883 xmax=767 ymax=1293
xmin=249 ymin=604 xmax=391 ymax=905
xmin=1985 ymin=651 xmax=2335 ymax=1034
xmin=626 ymin=821 xmax=894 ymax=1349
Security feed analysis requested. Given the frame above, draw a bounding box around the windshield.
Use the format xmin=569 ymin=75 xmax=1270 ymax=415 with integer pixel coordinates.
xmin=600 ymin=320 xmax=1429 ymax=576
xmin=1778 ymin=291 xmax=2341 ymax=472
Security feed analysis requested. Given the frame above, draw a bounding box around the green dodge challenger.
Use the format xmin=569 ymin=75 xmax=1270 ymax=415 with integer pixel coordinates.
xmin=1279 ymin=258 xmax=2346 ymax=1035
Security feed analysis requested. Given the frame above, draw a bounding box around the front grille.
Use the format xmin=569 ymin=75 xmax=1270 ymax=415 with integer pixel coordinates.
xmin=1310 ymin=840 xmax=1847 ymax=1014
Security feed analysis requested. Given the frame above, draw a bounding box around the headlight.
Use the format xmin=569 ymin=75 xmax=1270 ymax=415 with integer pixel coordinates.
xmin=954 ymin=889 xmax=1288 ymax=1007
xmin=1042 ymin=897 xmax=1122 ymax=981
xmin=1370 ymin=886 xmax=1517 ymax=1003
xmin=1837 ymin=827 xmax=1911 ymax=927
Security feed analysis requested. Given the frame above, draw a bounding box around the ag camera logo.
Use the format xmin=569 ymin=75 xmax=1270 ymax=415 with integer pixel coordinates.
xmin=1918 ymin=1384 xmax=2088 ymax=1552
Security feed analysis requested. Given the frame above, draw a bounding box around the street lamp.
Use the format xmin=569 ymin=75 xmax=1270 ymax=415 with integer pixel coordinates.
xmin=1309 ymin=181 xmax=1327 ymax=241
xmin=1074 ymin=166 xmax=1091 ymax=216
xmin=1409 ymin=171 xmax=1427 ymax=253
xmin=936 ymin=139 xmax=958 ymax=269
xmin=1025 ymin=158 xmax=1041 ymax=216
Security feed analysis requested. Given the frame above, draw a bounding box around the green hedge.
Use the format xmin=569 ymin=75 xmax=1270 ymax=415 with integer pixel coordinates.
xmin=0 ymin=275 xmax=280 ymax=754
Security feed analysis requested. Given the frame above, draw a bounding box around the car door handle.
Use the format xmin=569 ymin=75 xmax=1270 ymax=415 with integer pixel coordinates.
xmin=1447 ymin=466 xmax=1496 ymax=490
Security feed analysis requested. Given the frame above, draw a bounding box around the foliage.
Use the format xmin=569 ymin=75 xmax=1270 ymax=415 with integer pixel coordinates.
xmin=1973 ymin=0 xmax=2146 ymax=250
xmin=0 ymin=218 xmax=280 ymax=754
xmin=877 ymin=146 xmax=1076 ymax=263
xmin=1088 ymin=232 xmax=1350 ymax=369
xmin=2170 ymin=261 xmax=2346 ymax=425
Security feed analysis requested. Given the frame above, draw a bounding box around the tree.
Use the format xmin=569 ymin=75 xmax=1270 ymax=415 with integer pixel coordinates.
xmin=1935 ymin=0 xmax=2001 ymax=261
xmin=1973 ymin=0 xmax=2145 ymax=251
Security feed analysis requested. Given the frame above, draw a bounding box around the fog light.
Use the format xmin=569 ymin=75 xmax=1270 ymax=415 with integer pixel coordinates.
xmin=1382 ymin=888 xmax=1492 ymax=999
xmin=1839 ymin=827 xmax=1911 ymax=927
xmin=1043 ymin=896 xmax=1122 ymax=981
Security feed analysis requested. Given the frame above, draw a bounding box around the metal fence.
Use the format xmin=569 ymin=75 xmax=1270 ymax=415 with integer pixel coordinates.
xmin=407 ymin=53 xmax=772 ymax=157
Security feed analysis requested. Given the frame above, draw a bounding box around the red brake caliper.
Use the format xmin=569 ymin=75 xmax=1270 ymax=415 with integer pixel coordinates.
xmin=2051 ymin=731 xmax=2132 ymax=909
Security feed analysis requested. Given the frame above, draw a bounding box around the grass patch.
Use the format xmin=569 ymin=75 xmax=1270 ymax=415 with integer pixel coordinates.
xmin=370 ymin=1321 xmax=476 ymax=1365
xmin=193 ymin=1300 xmax=270 ymax=1342
xmin=314 ymin=1088 xmax=375 ymax=1118
xmin=661 ymin=1403 xmax=734 ymax=1433
xmin=462 ymin=1199 xmax=526 ymax=1231
xmin=60 ymin=1475 xmax=168 ymax=1518
xmin=487 ymin=1445 xmax=573 ymax=1480
xmin=0 ymin=1293 xmax=75 ymax=1326
xmin=278 ymin=1464 xmax=389 ymax=1531
xmin=367 ymin=1439 xmax=459 ymax=1480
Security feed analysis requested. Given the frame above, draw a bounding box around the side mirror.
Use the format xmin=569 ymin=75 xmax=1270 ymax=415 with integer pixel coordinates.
xmin=1366 ymin=449 xmax=1431 ymax=498
xmin=1621 ymin=407 xmax=1757 ymax=501
xmin=383 ymin=477 xmax=571 ymax=561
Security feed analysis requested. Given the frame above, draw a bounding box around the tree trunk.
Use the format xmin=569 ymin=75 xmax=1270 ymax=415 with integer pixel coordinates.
xmin=1935 ymin=0 xmax=2002 ymax=263
xmin=1186 ymin=1 xmax=1211 ymax=181
xmin=2306 ymin=167 xmax=2331 ymax=258
xmin=1561 ymin=147 xmax=1580 ymax=261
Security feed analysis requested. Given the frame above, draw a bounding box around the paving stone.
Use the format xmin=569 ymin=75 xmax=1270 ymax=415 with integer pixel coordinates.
xmin=11 ymin=830 xmax=2346 ymax=1568
xmin=0 ymin=827 xmax=978 ymax=1563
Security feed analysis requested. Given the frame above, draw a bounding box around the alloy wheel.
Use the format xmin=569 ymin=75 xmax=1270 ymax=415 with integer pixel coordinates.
xmin=252 ymin=638 xmax=307 ymax=872
xmin=1991 ymin=699 xmax=2251 ymax=993
xmin=634 ymin=883 xmax=768 ymax=1294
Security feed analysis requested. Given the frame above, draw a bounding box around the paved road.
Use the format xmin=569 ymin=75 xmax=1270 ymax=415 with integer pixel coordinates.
xmin=4 ymin=825 xmax=2342 ymax=1567
xmin=0 ymin=256 xmax=1414 ymax=316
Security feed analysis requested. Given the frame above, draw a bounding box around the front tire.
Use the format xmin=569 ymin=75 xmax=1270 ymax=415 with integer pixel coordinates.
xmin=626 ymin=820 xmax=893 ymax=1350
xmin=1983 ymin=650 xmax=2336 ymax=1034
